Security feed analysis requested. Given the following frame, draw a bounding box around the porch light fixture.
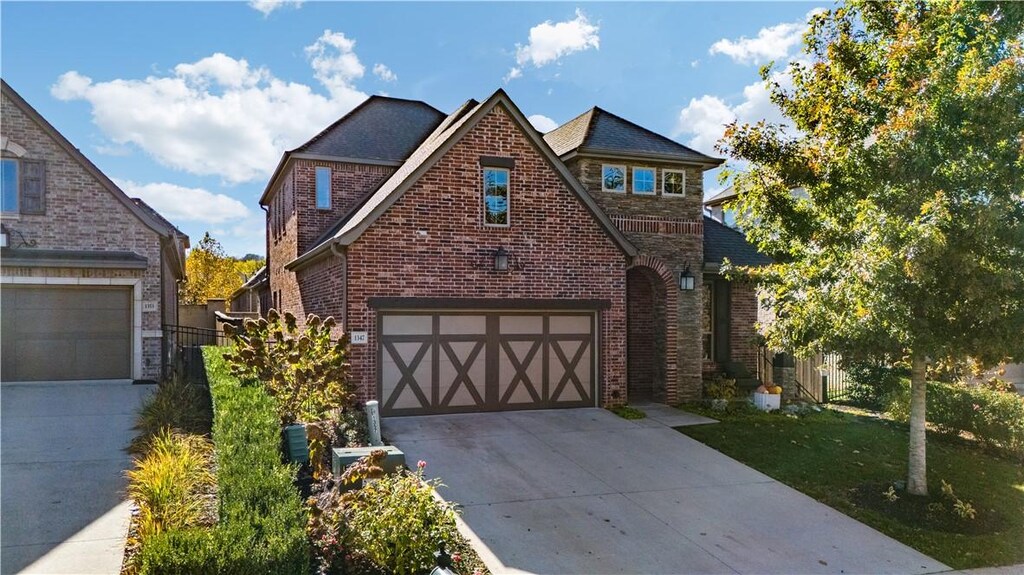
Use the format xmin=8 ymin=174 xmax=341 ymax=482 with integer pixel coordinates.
xmin=493 ymin=246 xmax=510 ymax=272
xmin=678 ymin=264 xmax=695 ymax=291
xmin=0 ymin=224 xmax=7 ymax=249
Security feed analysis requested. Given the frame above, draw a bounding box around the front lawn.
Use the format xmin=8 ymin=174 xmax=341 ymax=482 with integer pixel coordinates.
xmin=676 ymin=404 xmax=1024 ymax=570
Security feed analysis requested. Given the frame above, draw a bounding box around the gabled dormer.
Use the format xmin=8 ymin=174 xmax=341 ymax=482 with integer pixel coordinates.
xmin=543 ymin=107 xmax=722 ymax=224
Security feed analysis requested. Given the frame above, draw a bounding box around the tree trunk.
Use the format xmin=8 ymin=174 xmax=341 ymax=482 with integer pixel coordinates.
xmin=907 ymin=355 xmax=928 ymax=496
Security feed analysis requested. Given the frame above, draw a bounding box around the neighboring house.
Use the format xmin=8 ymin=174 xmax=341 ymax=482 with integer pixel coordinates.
xmin=262 ymin=88 xmax=768 ymax=416
xmin=0 ymin=80 xmax=189 ymax=382
xmin=228 ymin=265 xmax=268 ymax=314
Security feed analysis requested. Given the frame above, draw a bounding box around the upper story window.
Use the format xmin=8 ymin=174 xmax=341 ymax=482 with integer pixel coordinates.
xmin=483 ymin=168 xmax=509 ymax=226
xmin=315 ymin=167 xmax=331 ymax=210
xmin=601 ymin=164 xmax=625 ymax=193
xmin=663 ymin=169 xmax=685 ymax=197
xmin=2 ymin=159 xmax=18 ymax=213
xmin=632 ymin=167 xmax=655 ymax=195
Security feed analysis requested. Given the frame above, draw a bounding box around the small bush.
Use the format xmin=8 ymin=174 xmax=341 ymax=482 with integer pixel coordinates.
xmin=223 ymin=309 xmax=353 ymax=424
xmin=126 ymin=430 xmax=214 ymax=541
xmin=608 ymin=405 xmax=646 ymax=420
xmin=346 ymin=462 xmax=461 ymax=575
xmin=885 ymin=379 xmax=1024 ymax=458
xmin=704 ymin=375 xmax=737 ymax=401
xmin=842 ymin=361 xmax=907 ymax=409
xmin=130 ymin=377 xmax=212 ymax=454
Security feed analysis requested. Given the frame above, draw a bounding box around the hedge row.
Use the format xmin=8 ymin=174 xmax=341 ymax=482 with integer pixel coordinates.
xmin=885 ymin=380 xmax=1024 ymax=459
xmin=136 ymin=347 xmax=310 ymax=574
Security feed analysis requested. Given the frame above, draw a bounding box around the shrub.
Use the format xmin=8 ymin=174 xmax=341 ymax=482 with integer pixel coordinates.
xmin=885 ymin=379 xmax=1024 ymax=458
xmin=135 ymin=348 xmax=310 ymax=574
xmin=223 ymin=309 xmax=353 ymax=424
xmin=704 ymin=375 xmax=737 ymax=401
xmin=130 ymin=377 xmax=212 ymax=455
xmin=842 ymin=361 xmax=907 ymax=409
xmin=127 ymin=430 xmax=214 ymax=541
xmin=346 ymin=461 xmax=461 ymax=575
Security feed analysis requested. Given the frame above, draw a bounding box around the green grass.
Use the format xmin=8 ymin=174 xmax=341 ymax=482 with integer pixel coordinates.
xmin=676 ymin=404 xmax=1024 ymax=570
xmin=608 ymin=404 xmax=647 ymax=420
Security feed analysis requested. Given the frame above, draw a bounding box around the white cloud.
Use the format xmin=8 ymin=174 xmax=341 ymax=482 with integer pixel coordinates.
xmin=373 ymin=63 xmax=397 ymax=82
xmin=504 ymin=67 xmax=523 ymax=83
xmin=115 ymin=179 xmax=250 ymax=224
xmin=52 ymin=31 xmax=373 ymax=184
xmin=527 ymin=114 xmax=559 ymax=133
xmin=249 ymin=0 xmax=302 ymax=17
xmin=507 ymin=9 xmax=599 ymax=81
xmin=708 ymin=9 xmax=823 ymax=65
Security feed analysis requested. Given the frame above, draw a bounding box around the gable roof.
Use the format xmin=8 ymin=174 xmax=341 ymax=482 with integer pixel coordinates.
xmin=703 ymin=216 xmax=772 ymax=268
xmin=1 ymin=79 xmax=184 ymax=242
xmin=544 ymin=106 xmax=723 ymax=166
xmin=259 ymin=95 xmax=445 ymax=205
xmin=287 ymin=89 xmax=637 ymax=270
xmin=704 ymin=185 xmax=737 ymax=207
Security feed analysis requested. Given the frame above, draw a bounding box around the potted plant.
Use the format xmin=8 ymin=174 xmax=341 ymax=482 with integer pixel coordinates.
xmin=705 ymin=376 xmax=737 ymax=411
xmin=753 ymin=383 xmax=783 ymax=411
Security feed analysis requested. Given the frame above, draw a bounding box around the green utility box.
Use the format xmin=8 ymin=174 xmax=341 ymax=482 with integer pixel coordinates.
xmin=331 ymin=445 xmax=405 ymax=477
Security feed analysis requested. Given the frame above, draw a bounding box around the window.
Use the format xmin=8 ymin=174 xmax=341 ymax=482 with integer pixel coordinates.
xmin=2 ymin=159 xmax=17 ymax=213
xmin=483 ymin=168 xmax=509 ymax=226
xmin=632 ymin=167 xmax=655 ymax=195
xmin=315 ymin=167 xmax=331 ymax=209
xmin=663 ymin=169 xmax=685 ymax=197
xmin=601 ymin=164 xmax=625 ymax=192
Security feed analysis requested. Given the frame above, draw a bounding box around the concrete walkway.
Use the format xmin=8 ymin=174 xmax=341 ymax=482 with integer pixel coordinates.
xmin=384 ymin=408 xmax=949 ymax=575
xmin=1 ymin=381 xmax=152 ymax=575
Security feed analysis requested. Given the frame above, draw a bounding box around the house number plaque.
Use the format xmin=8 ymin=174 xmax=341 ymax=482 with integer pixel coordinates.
xmin=350 ymin=331 xmax=368 ymax=345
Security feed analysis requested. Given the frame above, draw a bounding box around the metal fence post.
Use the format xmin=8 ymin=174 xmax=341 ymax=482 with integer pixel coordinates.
xmin=821 ymin=373 xmax=829 ymax=403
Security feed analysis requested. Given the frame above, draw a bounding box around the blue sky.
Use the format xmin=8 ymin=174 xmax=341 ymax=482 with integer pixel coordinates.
xmin=2 ymin=1 xmax=820 ymax=257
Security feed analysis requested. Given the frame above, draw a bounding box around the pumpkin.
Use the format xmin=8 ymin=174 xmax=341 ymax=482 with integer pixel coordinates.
xmin=770 ymin=386 xmax=783 ymax=394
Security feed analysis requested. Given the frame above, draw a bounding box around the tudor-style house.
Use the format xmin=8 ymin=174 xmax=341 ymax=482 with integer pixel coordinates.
xmin=261 ymin=88 xmax=768 ymax=416
xmin=1 ymin=80 xmax=189 ymax=382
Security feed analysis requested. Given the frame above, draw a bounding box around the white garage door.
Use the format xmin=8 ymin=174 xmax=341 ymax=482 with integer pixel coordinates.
xmin=1 ymin=286 xmax=132 ymax=381
xmin=379 ymin=311 xmax=597 ymax=416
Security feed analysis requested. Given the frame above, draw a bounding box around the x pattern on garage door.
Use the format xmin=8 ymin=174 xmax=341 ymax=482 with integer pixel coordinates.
xmin=379 ymin=312 xmax=596 ymax=415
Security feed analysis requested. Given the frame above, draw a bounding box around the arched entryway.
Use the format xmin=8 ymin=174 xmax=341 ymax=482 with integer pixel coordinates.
xmin=627 ymin=266 xmax=667 ymax=402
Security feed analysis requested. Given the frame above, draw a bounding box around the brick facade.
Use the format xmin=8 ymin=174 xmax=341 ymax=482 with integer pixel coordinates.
xmin=564 ymin=157 xmax=705 ymax=402
xmin=728 ymin=281 xmax=760 ymax=375
xmin=0 ymin=90 xmax=180 ymax=380
xmin=341 ymin=105 xmax=629 ymax=406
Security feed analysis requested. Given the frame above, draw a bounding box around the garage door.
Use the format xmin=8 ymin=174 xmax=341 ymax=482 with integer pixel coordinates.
xmin=1 ymin=286 xmax=132 ymax=381
xmin=380 ymin=311 xmax=596 ymax=416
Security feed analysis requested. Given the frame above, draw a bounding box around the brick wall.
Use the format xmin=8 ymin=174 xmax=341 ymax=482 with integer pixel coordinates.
xmin=1 ymin=91 xmax=166 ymax=379
xmin=565 ymin=157 xmax=705 ymax=401
xmin=729 ymin=281 xmax=760 ymax=376
xmin=342 ymin=104 xmax=629 ymax=407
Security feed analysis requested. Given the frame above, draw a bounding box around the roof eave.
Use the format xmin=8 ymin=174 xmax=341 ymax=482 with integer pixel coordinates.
xmin=572 ymin=147 xmax=725 ymax=168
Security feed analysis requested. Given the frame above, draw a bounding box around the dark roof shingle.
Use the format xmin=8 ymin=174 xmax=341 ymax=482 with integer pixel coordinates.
xmin=703 ymin=216 xmax=772 ymax=268
xmin=543 ymin=107 xmax=722 ymax=164
xmin=297 ymin=96 xmax=446 ymax=162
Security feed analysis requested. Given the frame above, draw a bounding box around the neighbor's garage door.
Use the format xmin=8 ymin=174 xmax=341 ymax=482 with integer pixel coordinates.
xmin=1 ymin=286 xmax=132 ymax=381
xmin=379 ymin=311 xmax=596 ymax=416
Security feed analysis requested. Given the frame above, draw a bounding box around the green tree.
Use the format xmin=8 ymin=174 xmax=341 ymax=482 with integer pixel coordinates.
xmin=181 ymin=233 xmax=265 ymax=305
xmin=719 ymin=0 xmax=1024 ymax=496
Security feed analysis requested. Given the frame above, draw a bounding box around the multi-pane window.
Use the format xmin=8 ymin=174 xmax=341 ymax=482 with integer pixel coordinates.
xmin=1 ymin=159 xmax=18 ymax=213
xmin=483 ymin=168 xmax=509 ymax=226
xmin=602 ymin=164 xmax=625 ymax=192
xmin=632 ymin=167 xmax=655 ymax=194
xmin=315 ymin=167 xmax=331 ymax=209
xmin=663 ymin=169 xmax=685 ymax=196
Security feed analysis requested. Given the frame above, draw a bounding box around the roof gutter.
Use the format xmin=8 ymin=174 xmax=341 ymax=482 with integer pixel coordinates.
xmin=566 ymin=147 xmax=726 ymax=169
xmin=284 ymin=238 xmax=338 ymax=272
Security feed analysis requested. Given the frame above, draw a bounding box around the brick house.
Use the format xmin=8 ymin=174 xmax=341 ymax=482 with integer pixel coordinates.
xmin=262 ymin=89 xmax=767 ymax=415
xmin=0 ymin=80 xmax=189 ymax=382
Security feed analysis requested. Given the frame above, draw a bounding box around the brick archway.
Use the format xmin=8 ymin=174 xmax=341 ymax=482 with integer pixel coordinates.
xmin=626 ymin=257 xmax=678 ymax=403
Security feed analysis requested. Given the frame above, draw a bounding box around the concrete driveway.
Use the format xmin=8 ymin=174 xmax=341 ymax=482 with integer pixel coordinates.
xmin=384 ymin=407 xmax=949 ymax=575
xmin=1 ymin=380 xmax=152 ymax=575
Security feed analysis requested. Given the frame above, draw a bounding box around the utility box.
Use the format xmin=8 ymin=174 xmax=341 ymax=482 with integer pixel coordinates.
xmin=331 ymin=445 xmax=406 ymax=477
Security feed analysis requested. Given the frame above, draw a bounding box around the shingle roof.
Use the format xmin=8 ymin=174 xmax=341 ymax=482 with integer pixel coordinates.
xmin=703 ymin=216 xmax=772 ymax=268
xmin=543 ymin=107 xmax=722 ymax=164
xmin=296 ymin=96 xmax=446 ymax=162
xmin=704 ymin=185 xmax=737 ymax=207
xmin=287 ymin=90 xmax=637 ymax=270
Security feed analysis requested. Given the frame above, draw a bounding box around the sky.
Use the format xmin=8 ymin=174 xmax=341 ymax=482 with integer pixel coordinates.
xmin=1 ymin=1 xmax=822 ymax=257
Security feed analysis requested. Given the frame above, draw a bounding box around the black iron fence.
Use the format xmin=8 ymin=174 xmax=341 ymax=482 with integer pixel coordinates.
xmin=162 ymin=324 xmax=230 ymax=381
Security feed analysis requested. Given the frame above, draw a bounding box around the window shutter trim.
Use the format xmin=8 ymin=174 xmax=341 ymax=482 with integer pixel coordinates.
xmin=20 ymin=159 xmax=45 ymax=215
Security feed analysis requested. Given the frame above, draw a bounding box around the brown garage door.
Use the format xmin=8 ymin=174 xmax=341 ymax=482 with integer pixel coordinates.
xmin=379 ymin=311 xmax=596 ymax=416
xmin=1 ymin=286 xmax=132 ymax=381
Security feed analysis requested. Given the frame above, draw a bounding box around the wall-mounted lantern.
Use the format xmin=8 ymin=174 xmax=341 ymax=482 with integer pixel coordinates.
xmin=678 ymin=264 xmax=695 ymax=291
xmin=493 ymin=246 xmax=511 ymax=272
